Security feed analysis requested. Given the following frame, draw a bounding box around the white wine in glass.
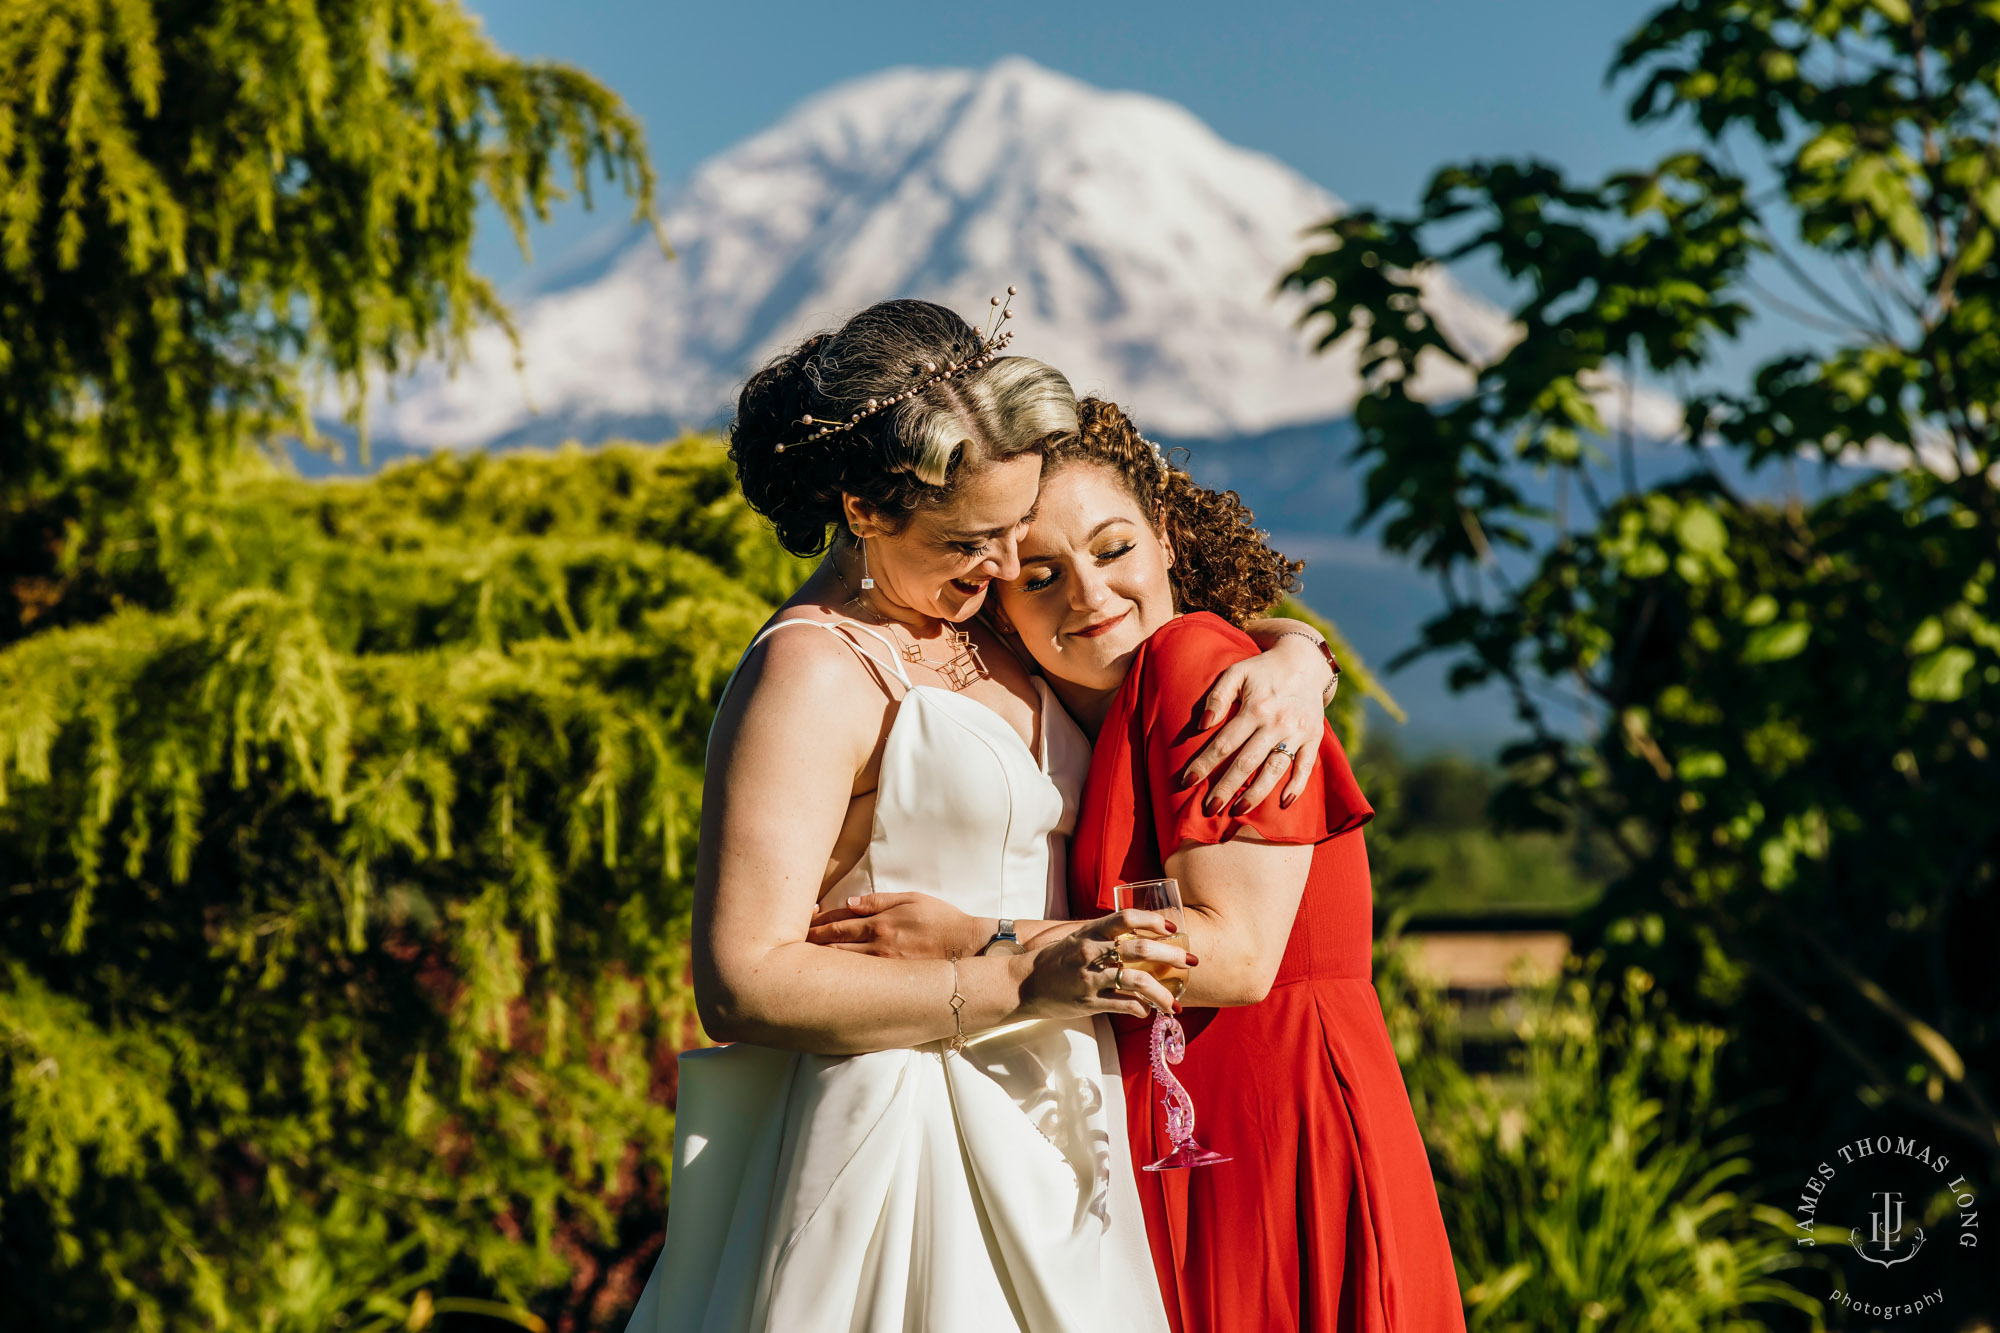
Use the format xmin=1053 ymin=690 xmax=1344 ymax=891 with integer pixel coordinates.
xmin=1111 ymin=878 xmax=1229 ymax=1170
xmin=1118 ymin=928 xmax=1192 ymax=999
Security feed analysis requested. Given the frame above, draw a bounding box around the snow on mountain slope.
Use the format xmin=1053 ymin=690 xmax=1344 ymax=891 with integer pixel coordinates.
xmin=375 ymin=57 xmax=1675 ymax=449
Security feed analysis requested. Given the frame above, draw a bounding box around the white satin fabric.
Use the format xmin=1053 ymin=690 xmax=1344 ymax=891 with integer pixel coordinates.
xmin=624 ymin=619 xmax=1168 ymax=1333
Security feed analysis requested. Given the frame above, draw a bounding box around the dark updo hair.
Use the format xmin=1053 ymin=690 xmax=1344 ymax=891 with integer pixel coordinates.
xmin=731 ymin=299 xmax=1080 ymax=556
xmin=1043 ymin=398 xmax=1303 ymax=626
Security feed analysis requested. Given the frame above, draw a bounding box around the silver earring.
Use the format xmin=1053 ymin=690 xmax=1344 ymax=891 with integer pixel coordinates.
xmin=859 ymin=536 xmax=875 ymax=590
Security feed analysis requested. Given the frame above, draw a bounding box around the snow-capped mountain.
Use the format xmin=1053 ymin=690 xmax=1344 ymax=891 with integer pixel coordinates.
xmin=376 ymin=57 xmax=1672 ymax=450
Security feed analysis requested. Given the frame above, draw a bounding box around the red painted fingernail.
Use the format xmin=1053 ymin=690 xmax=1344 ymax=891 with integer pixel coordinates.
xmin=1173 ymin=1003 xmax=1184 ymax=1014
xmin=1164 ymin=920 xmax=1179 ymax=934
xmin=1186 ymin=955 xmax=1200 ymax=965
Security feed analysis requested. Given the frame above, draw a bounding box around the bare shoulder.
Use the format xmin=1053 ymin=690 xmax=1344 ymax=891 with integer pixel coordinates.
xmin=708 ymin=614 xmax=892 ymax=767
xmin=747 ymin=612 xmax=902 ymax=698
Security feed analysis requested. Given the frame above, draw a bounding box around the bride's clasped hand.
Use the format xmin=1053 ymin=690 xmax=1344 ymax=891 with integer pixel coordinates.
xmin=809 ymin=896 xmax=1194 ymax=1025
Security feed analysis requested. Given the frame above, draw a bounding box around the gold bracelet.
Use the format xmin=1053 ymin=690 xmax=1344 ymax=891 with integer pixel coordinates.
xmin=945 ymin=949 xmax=967 ymax=1056
xmin=1274 ymin=629 xmax=1341 ymax=706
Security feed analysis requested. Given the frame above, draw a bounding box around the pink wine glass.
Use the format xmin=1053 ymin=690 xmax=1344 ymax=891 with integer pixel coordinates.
xmin=1113 ymin=878 xmax=1230 ymax=1170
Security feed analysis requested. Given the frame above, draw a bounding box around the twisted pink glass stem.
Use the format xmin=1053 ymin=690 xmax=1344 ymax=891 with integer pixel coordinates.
xmin=1149 ymin=1012 xmax=1199 ymax=1148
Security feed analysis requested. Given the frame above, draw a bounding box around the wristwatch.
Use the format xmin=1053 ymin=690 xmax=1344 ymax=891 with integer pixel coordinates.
xmin=979 ymin=919 xmax=1024 ymax=956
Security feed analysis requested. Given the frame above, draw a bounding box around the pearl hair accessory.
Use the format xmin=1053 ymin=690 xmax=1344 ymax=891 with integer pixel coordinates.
xmin=774 ymin=288 xmax=1019 ymax=455
xmin=1140 ymin=434 xmax=1178 ymax=492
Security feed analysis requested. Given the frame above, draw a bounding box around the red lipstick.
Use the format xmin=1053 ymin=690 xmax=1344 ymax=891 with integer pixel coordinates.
xmin=1071 ymin=610 xmax=1129 ymax=639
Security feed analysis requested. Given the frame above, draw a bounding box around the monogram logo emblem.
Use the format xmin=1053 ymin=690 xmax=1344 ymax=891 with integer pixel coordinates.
xmin=1794 ymin=1128 xmax=1979 ymax=1324
xmin=1851 ymin=1189 xmax=1926 ymax=1268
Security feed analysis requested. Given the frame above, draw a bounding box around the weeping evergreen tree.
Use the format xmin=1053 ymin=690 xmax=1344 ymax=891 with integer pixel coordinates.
xmin=0 ymin=4 xmax=814 ymax=1329
xmin=1 ymin=443 xmax=811 ymax=1330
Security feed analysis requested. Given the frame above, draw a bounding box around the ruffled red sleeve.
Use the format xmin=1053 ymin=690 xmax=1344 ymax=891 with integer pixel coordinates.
xmin=1132 ymin=613 xmax=1373 ymax=863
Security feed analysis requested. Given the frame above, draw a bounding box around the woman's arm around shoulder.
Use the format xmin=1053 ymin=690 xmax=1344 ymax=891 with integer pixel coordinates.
xmin=1182 ymin=613 xmax=1338 ymax=808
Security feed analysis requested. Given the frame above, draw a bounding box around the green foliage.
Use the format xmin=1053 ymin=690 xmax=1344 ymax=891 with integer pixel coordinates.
xmin=1376 ymin=823 xmax=1603 ymax=920
xmin=1274 ymin=594 xmax=1402 ymax=751
xmin=1284 ymin=0 xmax=2000 ymax=1234
xmin=0 ymin=6 xmax=698 ymax=1326
xmin=0 ymin=441 xmax=808 ymax=1330
xmin=0 ymin=0 xmax=658 ymax=498
xmin=1360 ymin=746 xmax=1610 ymax=919
xmin=1377 ymin=946 xmax=1824 ymax=1333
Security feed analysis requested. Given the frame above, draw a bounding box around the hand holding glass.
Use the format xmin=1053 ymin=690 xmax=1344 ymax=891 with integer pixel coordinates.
xmin=1112 ymin=878 xmax=1229 ymax=1170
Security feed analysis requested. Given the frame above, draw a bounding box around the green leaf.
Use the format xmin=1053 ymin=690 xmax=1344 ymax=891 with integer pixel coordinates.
xmin=1959 ymin=227 xmax=1994 ymax=276
xmin=1910 ymin=646 xmax=1975 ymax=701
xmin=1797 ymin=130 xmax=1853 ymax=172
xmin=1886 ymin=197 xmax=1930 ymax=256
xmin=1742 ymin=622 xmax=1810 ymax=664
xmin=1676 ymin=750 xmax=1727 ymax=782
xmin=1674 ymin=504 xmax=1728 ymax=557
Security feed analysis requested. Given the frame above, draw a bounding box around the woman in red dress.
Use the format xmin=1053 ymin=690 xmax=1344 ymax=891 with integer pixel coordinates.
xmin=811 ymin=398 xmax=1468 ymax=1332
xmin=1001 ymin=401 xmax=1466 ymax=1333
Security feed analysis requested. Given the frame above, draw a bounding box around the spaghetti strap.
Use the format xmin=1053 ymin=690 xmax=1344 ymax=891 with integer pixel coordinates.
xmin=749 ymin=619 xmax=913 ymax=688
xmin=709 ymin=618 xmax=914 ymax=724
xmin=826 ymin=621 xmax=915 ymax=689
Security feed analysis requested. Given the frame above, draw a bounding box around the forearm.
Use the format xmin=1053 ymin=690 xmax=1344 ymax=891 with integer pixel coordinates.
xmin=1015 ymin=918 xmax=1081 ymax=950
xmin=1164 ymin=839 xmax=1310 ymax=1007
xmin=1173 ymin=904 xmax=1277 ymax=1007
xmin=1244 ymin=615 xmax=1314 ymax=644
xmin=699 ymin=940 xmax=1026 ymax=1055
xmin=873 ymin=915 xmax=1078 ymax=956
xmin=1243 ymin=616 xmax=1337 ymax=704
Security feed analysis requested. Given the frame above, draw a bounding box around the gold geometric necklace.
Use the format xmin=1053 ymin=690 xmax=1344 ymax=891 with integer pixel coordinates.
xmin=836 ymin=545 xmax=989 ymax=692
xmin=898 ymin=625 xmax=988 ymax=691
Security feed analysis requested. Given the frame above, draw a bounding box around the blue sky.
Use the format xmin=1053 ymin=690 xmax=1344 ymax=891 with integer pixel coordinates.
xmin=465 ymin=1 xmax=1675 ymax=290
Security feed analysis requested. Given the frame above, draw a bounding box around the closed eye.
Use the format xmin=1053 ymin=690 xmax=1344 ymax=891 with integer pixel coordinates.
xmin=1021 ymin=566 xmax=1060 ymax=593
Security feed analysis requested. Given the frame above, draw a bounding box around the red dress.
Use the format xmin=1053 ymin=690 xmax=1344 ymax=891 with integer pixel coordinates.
xmin=1070 ymin=613 xmax=1468 ymax=1333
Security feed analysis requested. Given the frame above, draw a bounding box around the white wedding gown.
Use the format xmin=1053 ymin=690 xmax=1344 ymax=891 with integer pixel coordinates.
xmin=623 ymin=619 xmax=1169 ymax=1333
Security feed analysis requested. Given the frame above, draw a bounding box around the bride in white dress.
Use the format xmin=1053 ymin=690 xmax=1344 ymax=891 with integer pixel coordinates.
xmin=623 ymin=299 xmax=1338 ymax=1333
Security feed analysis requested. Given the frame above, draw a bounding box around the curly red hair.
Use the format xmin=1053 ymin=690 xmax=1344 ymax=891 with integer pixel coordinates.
xmin=1040 ymin=398 xmax=1302 ymax=625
